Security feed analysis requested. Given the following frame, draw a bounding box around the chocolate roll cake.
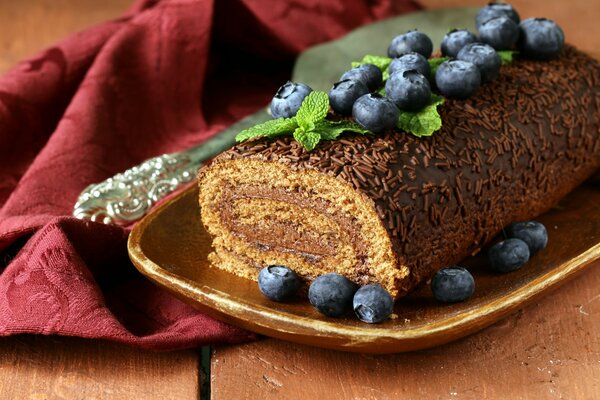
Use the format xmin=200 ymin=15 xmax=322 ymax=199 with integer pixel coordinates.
xmin=198 ymin=46 xmax=600 ymax=299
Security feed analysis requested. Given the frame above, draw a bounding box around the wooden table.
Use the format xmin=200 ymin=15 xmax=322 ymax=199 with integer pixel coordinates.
xmin=1 ymin=1 xmax=599 ymax=399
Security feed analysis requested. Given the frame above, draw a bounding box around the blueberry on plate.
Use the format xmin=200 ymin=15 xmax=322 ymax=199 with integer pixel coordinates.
xmin=258 ymin=265 xmax=301 ymax=301
xmin=385 ymin=70 xmax=431 ymax=111
xmin=308 ymin=273 xmax=358 ymax=317
xmin=352 ymin=93 xmax=399 ymax=133
xmin=340 ymin=64 xmax=383 ymax=92
xmin=328 ymin=79 xmax=369 ymax=115
xmin=388 ymin=52 xmax=431 ymax=80
xmin=506 ymin=221 xmax=548 ymax=255
xmin=270 ymin=81 xmax=312 ymax=119
xmin=388 ymin=30 xmax=433 ymax=59
xmin=353 ymin=284 xmax=394 ymax=324
xmin=488 ymin=238 xmax=530 ymax=273
xmin=475 ymin=2 xmax=520 ymax=29
xmin=456 ymin=42 xmax=501 ymax=83
xmin=431 ymin=267 xmax=475 ymax=303
xmin=435 ymin=60 xmax=481 ymax=100
xmin=478 ymin=16 xmax=519 ymax=50
xmin=518 ymin=18 xmax=565 ymax=60
xmin=441 ymin=29 xmax=478 ymax=58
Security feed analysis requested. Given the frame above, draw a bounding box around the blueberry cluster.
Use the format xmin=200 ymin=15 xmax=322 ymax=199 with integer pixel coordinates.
xmin=258 ymin=268 xmax=394 ymax=324
xmin=269 ymin=3 xmax=565 ymax=141
xmin=330 ymin=58 xmax=433 ymax=133
xmin=267 ymin=3 xmax=564 ymax=139
xmin=336 ymin=30 xmax=435 ymax=132
xmin=488 ymin=220 xmax=548 ymax=272
xmin=477 ymin=3 xmax=565 ymax=60
xmin=431 ymin=220 xmax=548 ymax=303
xmin=309 ymin=274 xmax=394 ymax=323
xmin=435 ymin=2 xmax=564 ymax=99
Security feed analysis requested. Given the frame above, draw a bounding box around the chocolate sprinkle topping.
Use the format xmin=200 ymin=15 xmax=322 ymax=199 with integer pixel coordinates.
xmin=216 ymin=46 xmax=600 ymax=295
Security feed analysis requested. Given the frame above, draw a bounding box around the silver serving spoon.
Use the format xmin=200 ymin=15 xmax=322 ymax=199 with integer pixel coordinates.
xmin=73 ymin=110 xmax=270 ymax=226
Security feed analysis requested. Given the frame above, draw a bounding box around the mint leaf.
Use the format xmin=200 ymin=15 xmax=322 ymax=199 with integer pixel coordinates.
xmin=428 ymin=56 xmax=449 ymax=76
xmin=235 ymin=118 xmax=298 ymax=142
xmin=497 ymin=50 xmax=517 ymax=65
xmin=314 ymin=120 xmax=371 ymax=140
xmin=396 ymin=94 xmax=445 ymax=137
xmin=351 ymin=54 xmax=392 ymax=71
xmin=295 ymin=91 xmax=329 ymax=131
xmin=293 ymin=127 xmax=321 ymax=151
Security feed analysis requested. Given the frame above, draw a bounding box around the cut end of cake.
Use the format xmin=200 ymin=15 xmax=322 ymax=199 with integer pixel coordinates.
xmin=198 ymin=158 xmax=409 ymax=298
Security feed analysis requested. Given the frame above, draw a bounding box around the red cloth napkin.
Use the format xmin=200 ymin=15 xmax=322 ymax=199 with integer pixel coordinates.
xmin=0 ymin=0 xmax=419 ymax=350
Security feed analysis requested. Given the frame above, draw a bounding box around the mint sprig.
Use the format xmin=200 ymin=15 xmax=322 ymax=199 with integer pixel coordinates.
xmin=235 ymin=91 xmax=371 ymax=151
xmin=295 ymin=91 xmax=329 ymax=130
xmin=397 ymin=94 xmax=445 ymax=137
xmin=497 ymin=50 xmax=517 ymax=65
xmin=234 ymin=118 xmax=298 ymax=142
xmin=351 ymin=54 xmax=392 ymax=71
xmin=293 ymin=129 xmax=321 ymax=151
xmin=314 ymin=120 xmax=370 ymax=140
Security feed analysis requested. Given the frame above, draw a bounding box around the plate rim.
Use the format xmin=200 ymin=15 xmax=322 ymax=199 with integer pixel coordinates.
xmin=128 ymin=184 xmax=600 ymax=353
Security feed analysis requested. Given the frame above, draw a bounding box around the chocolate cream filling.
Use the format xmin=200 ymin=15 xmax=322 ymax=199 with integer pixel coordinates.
xmin=217 ymin=184 xmax=373 ymax=282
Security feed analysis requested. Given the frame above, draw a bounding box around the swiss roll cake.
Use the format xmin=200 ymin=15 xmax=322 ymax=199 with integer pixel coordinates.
xmin=197 ymin=46 xmax=600 ymax=299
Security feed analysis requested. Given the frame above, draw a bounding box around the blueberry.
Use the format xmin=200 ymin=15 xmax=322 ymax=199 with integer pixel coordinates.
xmin=441 ymin=29 xmax=478 ymax=58
xmin=385 ymin=70 xmax=431 ymax=111
xmin=353 ymin=284 xmax=394 ymax=324
xmin=431 ymin=267 xmax=475 ymax=303
xmin=457 ymin=43 xmax=501 ymax=83
xmin=328 ymin=79 xmax=369 ymax=115
xmin=475 ymin=2 xmax=520 ymax=29
xmin=388 ymin=30 xmax=433 ymax=59
xmin=518 ymin=18 xmax=565 ymax=60
xmin=258 ymin=265 xmax=301 ymax=301
xmin=506 ymin=221 xmax=548 ymax=255
xmin=340 ymin=64 xmax=383 ymax=92
xmin=388 ymin=52 xmax=431 ymax=80
xmin=478 ymin=16 xmax=519 ymax=50
xmin=308 ymin=273 xmax=358 ymax=317
xmin=488 ymin=238 xmax=530 ymax=273
xmin=270 ymin=81 xmax=312 ymax=119
xmin=352 ymin=93 xmax=399 ymax=133
xmin=435 ymin=60 xmax=481 ymax=100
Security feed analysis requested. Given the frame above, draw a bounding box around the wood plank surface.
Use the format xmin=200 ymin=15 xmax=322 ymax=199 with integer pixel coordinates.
xmin=0 ymin=0 xmax=131 ymax=73
xmin=0 ymin=335 xmax=200 ymax=400
xmin=212 ymin=261 xmax=600 ymax=399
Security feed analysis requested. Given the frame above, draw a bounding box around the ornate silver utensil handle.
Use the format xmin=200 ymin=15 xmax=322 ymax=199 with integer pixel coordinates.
xmin=73 ymin=111 xmax=269 ymax=226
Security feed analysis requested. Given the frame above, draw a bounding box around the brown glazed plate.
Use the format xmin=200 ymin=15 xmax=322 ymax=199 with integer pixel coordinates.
xmin=128 ymin=182 xmax=600 ymax=353
xmin=128 ymin=9 xmax=600 ymax=353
